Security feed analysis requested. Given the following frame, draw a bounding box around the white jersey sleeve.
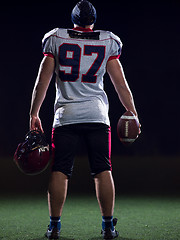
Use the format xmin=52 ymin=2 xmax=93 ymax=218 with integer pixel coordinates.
xmin=42 ymin=28 xmax=58 ymax=57
xmin=108 ymin=31 xmax=123 ymax=60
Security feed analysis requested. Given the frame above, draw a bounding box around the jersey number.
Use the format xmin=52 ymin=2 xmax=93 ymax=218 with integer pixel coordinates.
xmin=59 ymin=43 xmax=105 ymax=83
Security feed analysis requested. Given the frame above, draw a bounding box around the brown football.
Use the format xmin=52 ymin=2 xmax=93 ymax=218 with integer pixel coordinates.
xmin=117 ymin=111 xmax=139 ymax=145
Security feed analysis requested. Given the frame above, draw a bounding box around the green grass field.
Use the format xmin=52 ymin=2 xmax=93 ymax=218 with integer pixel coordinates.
xmin=0 ymin=194 xmax=180 ymax=240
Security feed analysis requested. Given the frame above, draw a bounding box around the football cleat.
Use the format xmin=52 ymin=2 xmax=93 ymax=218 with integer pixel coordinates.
xmin=14 ymin=130 xmax=50 ymax=175
xmin=45 ymin=226 xmax=60 ymax=239
xmin=101 ymin=218 xmax=119 ymax=239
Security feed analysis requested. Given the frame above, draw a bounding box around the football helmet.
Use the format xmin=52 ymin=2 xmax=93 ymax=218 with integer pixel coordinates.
xmin=14 ymin=130 xmax=50 ymax=175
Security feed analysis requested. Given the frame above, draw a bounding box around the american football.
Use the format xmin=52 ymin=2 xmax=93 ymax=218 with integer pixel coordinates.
xmin=117 ymin=111 xmax=140 ymax=145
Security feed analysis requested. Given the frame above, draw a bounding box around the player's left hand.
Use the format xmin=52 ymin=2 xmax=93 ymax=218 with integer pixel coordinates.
xmin=30 ymin=115 xmax=44 ymax=133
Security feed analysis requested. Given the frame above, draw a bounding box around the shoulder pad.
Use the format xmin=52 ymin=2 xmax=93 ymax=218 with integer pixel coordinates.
xmin=109 ymin=31 xmax=121 ymax=42
xmin=108 ymin=31 xmax=122 ymax=48
xmin=97 ymin=30 xmax=122 ymax=47
xmin=42 ymin=28 xmax=58 ymax=44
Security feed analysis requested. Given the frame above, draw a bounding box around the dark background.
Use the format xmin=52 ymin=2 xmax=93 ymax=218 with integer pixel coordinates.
xmin=0 ymin=0 xmax=180 ymax=194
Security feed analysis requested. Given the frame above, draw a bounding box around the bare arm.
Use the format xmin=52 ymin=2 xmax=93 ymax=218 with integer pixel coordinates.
xmin=29 ymin=56 xmax=55 ymax=131
xmin=107 ymin=59 xmax=138 ymax=117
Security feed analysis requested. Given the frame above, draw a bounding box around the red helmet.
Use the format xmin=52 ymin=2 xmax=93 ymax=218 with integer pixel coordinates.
xmin=14 ymin=130 xmax=50 ymax=175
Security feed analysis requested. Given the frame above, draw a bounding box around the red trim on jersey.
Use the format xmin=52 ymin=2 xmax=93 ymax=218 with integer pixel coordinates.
xmin=108 ymin=126 xmax=112 ymax=171
xmin=73 ymin=27 xmax=93 ymax=32
xmin=51 ymin=128 xmax=55 ymax=168
xmin=43 ymin=52 xmax=54 ymax=58
xmin=108 ymin=55 xmax=121 ymax=61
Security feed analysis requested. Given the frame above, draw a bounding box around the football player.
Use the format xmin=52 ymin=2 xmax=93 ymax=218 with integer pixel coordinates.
xmin=29 ymin=0 xmax=139 ymax=239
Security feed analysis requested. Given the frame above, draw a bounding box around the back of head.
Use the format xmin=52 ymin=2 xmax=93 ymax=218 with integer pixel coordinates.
xmin=71 ymin=0 xmax=97 ymax=27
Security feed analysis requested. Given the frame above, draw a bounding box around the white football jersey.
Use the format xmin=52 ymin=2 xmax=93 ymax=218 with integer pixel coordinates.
xmin=42 ymin=27 xmax=122 ymax=128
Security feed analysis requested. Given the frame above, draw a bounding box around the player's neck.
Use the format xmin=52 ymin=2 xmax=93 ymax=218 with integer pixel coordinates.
xmin=73 ymin=24 xmax=94 ymax=32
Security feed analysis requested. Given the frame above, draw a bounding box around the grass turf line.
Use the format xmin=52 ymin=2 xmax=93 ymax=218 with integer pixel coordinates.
xmin=0 ymin=195 xmax=180 ymax=240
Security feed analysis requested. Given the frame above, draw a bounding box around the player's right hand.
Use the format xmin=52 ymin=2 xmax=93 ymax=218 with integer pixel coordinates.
xmin=30 ymin=115 xmax=44 ymax=133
